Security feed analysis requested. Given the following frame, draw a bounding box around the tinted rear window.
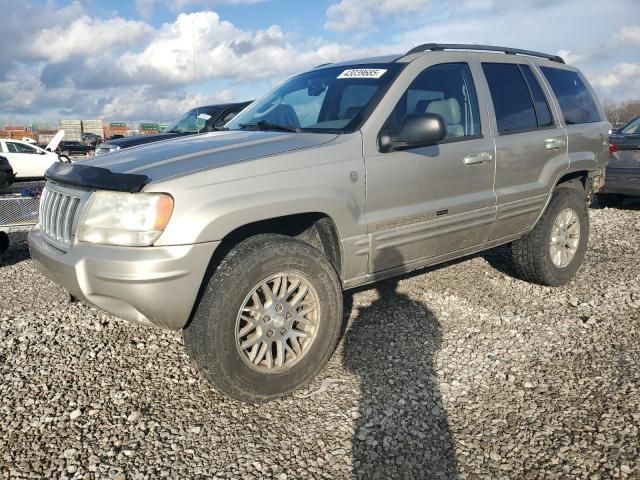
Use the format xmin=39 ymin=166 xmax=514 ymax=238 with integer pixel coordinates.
xmin=541 ymin=67 xmax=601 ymax=125
xmin=482 ymin=63 xmax=537 ymax=134
xmin=520 ymin=65 xmax=554 ymax=128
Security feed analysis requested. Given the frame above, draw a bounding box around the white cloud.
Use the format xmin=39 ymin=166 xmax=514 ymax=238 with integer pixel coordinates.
xmin=1 ymin=0 xmax=639 ymax=122
xmin=617 ymin=25 xmax=640 ymax=46
xmin=135 ymin=0 xmax=265 ymax=18
xmin=325 ymin=0 xmax=432 ymax=33
xmin=557 ymin=49 xmax=582 ymax=65
xmin=99 ymin=86 xmax=236 ymax=120
xmin=29 ymin=16 xmax=153 ymax=63
xmin=592 ymin=63 xmax=640 ymax=90
xmin=117 ymin=11 xmax=375 ymax=84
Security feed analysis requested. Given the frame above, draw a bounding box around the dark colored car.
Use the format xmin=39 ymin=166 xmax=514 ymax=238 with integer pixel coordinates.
xmin=597 ymin=115 xmax=640 ymax=207
xmin=82 ymin=132 xmax=103 ymax=146
xmin=95 ymin=102 xmax=252 ymax=156
xmin=0 ymin=155 xmax=15 ymax=189
xmin=57 ymin=141 xmax=95 ymax=156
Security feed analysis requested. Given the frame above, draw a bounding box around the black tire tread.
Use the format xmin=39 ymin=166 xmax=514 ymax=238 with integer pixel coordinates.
xmin=183 ymin=233 xmax=342 ymax=402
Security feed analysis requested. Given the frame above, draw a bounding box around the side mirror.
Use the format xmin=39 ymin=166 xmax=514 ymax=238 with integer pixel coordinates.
xmin=378 ymin=113 xmax=446 ymax=153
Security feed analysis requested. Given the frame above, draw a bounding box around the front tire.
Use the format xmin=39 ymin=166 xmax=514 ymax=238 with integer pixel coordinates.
xmin=511 ymin=186 xmax=589 ymax=286
xmin=183 ymin=234 xmax=343 ymax=402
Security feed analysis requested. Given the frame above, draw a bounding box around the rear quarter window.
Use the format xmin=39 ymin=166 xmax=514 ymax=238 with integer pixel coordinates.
xmin=541 ymin=67 xmax=601 ymax=125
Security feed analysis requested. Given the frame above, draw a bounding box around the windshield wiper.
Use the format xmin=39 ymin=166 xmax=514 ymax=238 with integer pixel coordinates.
xmin=239 ymin=120 xmax=300 ymax=133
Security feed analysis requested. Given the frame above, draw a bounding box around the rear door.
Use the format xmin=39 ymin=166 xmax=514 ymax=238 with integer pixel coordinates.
xmin=362 ymin=54 xmax=496 ymax=272
xmin=474 ymin=57 xmax=569 ymax=239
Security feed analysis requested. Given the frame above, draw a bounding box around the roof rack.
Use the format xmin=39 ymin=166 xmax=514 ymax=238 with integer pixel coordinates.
xmin=405 ymin=43 xmax=565 ymax=64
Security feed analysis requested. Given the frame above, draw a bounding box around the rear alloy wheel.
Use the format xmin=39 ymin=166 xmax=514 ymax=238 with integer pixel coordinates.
xmin=511 ymin=186 xmax=589 ymax=286
xmin=548 ymin=208 xmax=580 ymax=268
xmin=183 ymin=234 xmax=343 ymax=402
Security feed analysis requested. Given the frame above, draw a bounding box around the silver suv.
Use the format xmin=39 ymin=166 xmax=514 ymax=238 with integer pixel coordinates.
xmin=29 ymin=44 xmax=609 ymax=402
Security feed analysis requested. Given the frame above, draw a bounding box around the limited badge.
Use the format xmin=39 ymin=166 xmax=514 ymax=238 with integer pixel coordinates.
xmin=337 ymin=69 xmax=387 ymax=79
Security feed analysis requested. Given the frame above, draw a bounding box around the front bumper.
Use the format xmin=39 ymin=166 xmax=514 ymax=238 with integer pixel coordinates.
xmin=28 ymin=226 xmax=219 ymax=330
xmin=601 ymin=166 xmax=640 ymax=196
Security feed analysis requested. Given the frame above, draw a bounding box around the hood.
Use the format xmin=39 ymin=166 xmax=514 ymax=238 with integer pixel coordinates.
xmin=45 ymin=130 xmax=65 ymax=152
xmin=86 ymin=130 xmax=339 ymax=183
xmin=103 ymin=132 xmax=184 ymax=149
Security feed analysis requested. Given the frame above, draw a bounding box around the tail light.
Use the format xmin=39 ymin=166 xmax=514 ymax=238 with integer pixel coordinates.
xmin=609 ymin=143 xmax=618 ymax=154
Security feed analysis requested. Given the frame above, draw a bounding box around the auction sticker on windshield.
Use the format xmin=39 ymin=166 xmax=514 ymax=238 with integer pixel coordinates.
xmin=337 ymin=69 xmax=387 ymax=79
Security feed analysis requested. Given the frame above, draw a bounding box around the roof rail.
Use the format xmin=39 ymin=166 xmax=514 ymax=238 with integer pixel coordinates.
xmin=405 ymin=43 xmax=565 ymax=64
xmin=313 ymin=63 xmax=332 ymax=69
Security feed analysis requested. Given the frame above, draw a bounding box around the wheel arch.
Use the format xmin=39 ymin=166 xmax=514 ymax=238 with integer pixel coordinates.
xmin=184 ymin=212 xmax=343 ymax=331
xmin=530 ymin=169 xmax=591 ymax=230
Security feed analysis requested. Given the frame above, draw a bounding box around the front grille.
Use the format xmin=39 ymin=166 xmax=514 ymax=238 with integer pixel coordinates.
xmin=40 ymin=185 xmax=83 ymax=250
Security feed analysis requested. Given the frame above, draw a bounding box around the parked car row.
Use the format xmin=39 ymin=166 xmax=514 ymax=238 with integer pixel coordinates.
xmin=0 ymin=102 xmax=251 ymax=180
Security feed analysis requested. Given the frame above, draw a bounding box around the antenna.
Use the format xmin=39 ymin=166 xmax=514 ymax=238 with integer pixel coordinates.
xmin=192 ymin=20 xmax=200 ymax=134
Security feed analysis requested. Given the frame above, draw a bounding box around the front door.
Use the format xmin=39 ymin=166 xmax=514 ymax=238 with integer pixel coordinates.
xmin=363 ymin=60 xmax=496 ymax=273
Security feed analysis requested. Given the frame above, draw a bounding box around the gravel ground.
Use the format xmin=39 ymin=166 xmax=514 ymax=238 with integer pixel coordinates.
xmin=1 ymin=200 xmax=639 ymax=479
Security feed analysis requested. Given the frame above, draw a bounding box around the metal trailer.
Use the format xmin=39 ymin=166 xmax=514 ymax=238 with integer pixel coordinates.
xmin=0 ymin=181 xmax=43 ymax=254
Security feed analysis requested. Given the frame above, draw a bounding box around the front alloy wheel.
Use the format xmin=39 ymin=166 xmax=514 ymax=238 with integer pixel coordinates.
xmin=236 ymin=273 xmax=320 ymax=371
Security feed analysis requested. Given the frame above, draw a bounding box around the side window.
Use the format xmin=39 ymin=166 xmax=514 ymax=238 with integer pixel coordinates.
xmin=5 ymin=142 xmax=19 ymax=153
xmin=621 ymin=117 xmax=640 ymax=134
xmin=482 ymin=63 xmax=538 ymax=134
xmin=383 ymin=62 xmax=481 ymax=140
xmin=14 ymin=142 xmax=37 ymax=154
xmin=541 ymin=67 xmax=601 ymax=125
xmin=520 ymin=65 xmax=554 ymax=128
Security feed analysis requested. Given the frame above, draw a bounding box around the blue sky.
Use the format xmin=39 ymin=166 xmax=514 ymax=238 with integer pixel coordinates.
xmin=0 ymin=0 xmax=638 ymax=125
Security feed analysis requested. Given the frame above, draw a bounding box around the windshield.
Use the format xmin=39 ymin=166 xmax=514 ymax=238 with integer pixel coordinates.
xmin=226 ymin=63 xmax=404 ymax=133
xmin=621 ymin=116 xmax=640 ymax=135
xmin=164 ymin=106 xmax=222 ymax=134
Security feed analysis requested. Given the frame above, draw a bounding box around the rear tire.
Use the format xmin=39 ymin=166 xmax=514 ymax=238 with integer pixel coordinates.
xmin=596 ymin=193 xmax=624 ymax=208
xmin=183 ymin=234 xmax=343 ymax=402
xmin=511 ymin=186 xmax=589 ymax=286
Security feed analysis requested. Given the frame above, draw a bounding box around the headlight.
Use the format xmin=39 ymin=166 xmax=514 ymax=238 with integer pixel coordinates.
xmin=78 ymin=191 xmax=174 ymax=246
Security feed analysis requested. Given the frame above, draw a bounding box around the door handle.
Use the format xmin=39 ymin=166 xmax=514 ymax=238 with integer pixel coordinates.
xmin=463 ymin=152 xmax=493 ymax=165
xmin=545 ymin=138 xmax=566 ymax=151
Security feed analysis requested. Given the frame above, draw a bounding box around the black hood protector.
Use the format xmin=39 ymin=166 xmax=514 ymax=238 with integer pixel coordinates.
xmin=45 ymin=162 xmax=150 ymax=193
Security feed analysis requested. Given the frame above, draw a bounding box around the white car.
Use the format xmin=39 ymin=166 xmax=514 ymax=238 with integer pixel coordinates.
xmin=0 ymin=138 xmax=60 ymax=179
